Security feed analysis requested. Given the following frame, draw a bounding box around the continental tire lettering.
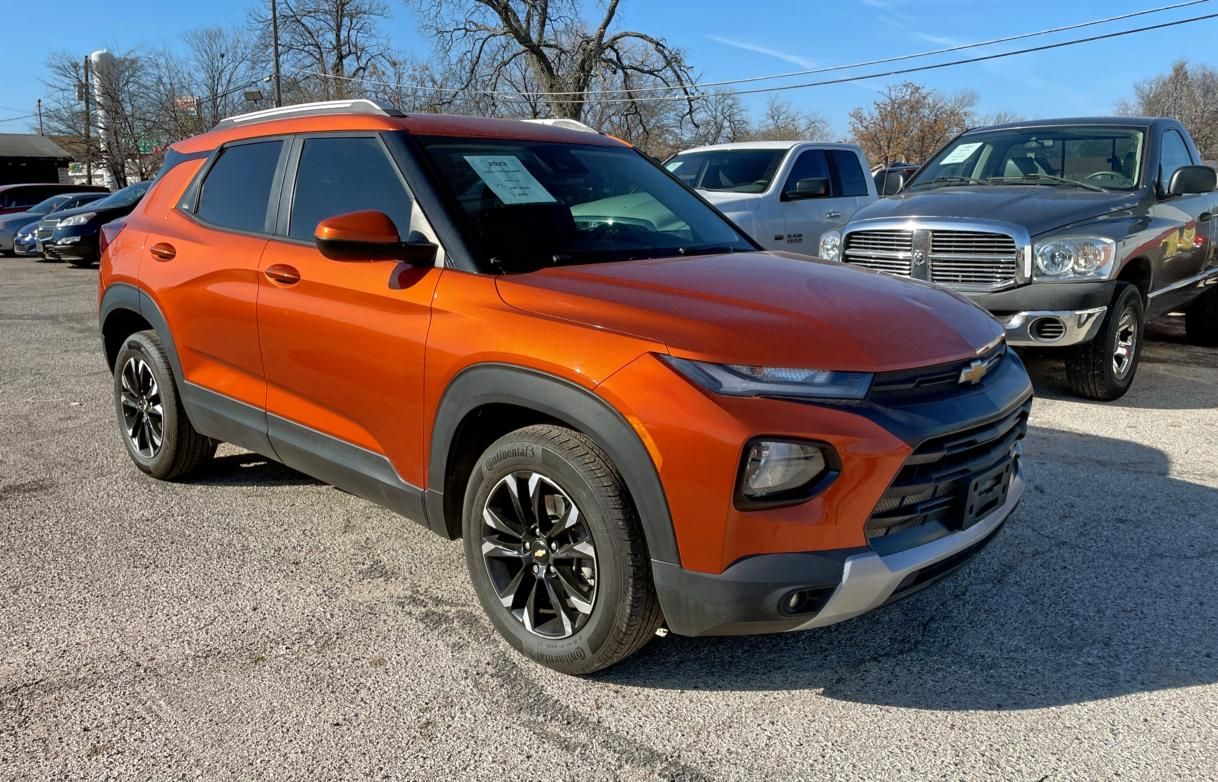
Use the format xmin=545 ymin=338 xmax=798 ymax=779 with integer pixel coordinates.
xmin=485 ymin=444 xmax=535 ymax=471
xmin=535 ymin=648 xmax=587 ymax=666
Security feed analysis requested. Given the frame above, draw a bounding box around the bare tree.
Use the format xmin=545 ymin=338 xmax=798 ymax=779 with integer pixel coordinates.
xmin=1119 ymin=60 xmax=1218 ymax=159
xmin=185 ymin=26 xmax=265 ymax=127
xmin=744 ymin=96 xmax=829 ymax=142
xmin=849 ymin=82 xmax=976 ymax=166
xmin=407 ymin=0 xmax=697 ymax=127
xmin=254 ymin=0 xmax=390 ymax=100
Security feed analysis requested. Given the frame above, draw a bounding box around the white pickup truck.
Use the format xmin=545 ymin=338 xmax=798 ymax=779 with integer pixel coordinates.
xmin=665 ymin=141 xmax=877 ymax=253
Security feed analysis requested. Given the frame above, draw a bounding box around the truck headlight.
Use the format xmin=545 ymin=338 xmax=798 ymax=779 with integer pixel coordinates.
xmin=661 ymin=355 xmax=872 ymax=400
xmin=819 ymin=229 xmax=842 ymax=261
xmin=57 ymin=212 xmax=96 ymax=227
xmin=1034 ymin=236 xmax=1116 ymax=280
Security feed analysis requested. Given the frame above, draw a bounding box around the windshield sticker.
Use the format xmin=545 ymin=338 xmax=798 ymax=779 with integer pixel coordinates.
xmin=665 ymin=160 xmax=684 ymax=172
xmin=463 ymin=155 xmax=557 ymax=205
xmin=940 ymin=142 xmax=983 ymax=165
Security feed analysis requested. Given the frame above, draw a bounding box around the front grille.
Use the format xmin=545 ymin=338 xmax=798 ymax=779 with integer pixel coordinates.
xmin=843 ymin=227 xmax=1021 ymax=291
xmin=866 ymin=400 xmax=1030 ymax=553
xmin=842 ymin=230 xmax=913 ymax=276
xmin=35 ymin=219 xmax=59 ymax=241
xmin=869 ymin=344 xmax=1006 ymax=400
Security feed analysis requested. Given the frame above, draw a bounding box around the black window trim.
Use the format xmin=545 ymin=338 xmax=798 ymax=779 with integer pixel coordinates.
xmin=177 ymin=135 xmax=292 ymax=239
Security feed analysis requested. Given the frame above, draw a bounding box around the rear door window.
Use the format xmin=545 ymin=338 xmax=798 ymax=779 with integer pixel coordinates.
xmin=195 ymin=140 xmax=284 ymax=233
xmin=288 ymin=136 xmax=413 ymax=241
xmin=829 ymin=150 xmax=870 ymax=196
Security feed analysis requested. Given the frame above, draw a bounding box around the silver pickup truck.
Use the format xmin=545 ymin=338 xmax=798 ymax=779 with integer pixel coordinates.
xmin=819 ymin=116 xmax=1218 ymax=400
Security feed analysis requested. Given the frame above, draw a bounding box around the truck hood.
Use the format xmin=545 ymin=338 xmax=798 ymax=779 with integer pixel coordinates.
xmin=854 ymin=185 xmax=1143 ymax=237
xmin=696 ymin=190 xmax=763 ymax=213
xmin=495 ymin=252 xmax=1004 ymax=373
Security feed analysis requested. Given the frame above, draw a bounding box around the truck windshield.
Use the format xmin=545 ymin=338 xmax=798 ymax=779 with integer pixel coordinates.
xmin=663 ymin=148 xmax=786 ymax=193
xmin=416 ymin=136 xmax=755 ymax=272
xmin=909 ymin=126 xmax=1146 ymax=192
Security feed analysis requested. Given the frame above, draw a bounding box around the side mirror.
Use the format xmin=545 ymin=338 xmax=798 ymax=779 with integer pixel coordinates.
xmin=782 ymin=177 xmax=831 ymax=201
xmin=1167 ymin=165 xmax=1217 ymax=197
xmin=881 ymin=172 xmax=907 ymax=196
xmin=314 ymin=210 xmax=437 ymax=265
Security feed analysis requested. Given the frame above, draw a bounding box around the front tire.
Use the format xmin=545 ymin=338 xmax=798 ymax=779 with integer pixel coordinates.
xmin=112 ymin=330 xmax=216 ymax=480
xmin=462 ymin=425 xmax=662 ymax=674
xmin=1064 ymin=282 xmax=1144 ymax=401
xmin=1185 ymin=284 xmax=1218 ymax=346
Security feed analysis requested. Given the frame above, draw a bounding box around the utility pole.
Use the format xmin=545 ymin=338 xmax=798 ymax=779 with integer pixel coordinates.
xmin=82 ymin=55 xmax=93 ymax=185
xmin=271 ymin=0 xmax=283 ymax=107
xmin=36 ymin=99 xmax=43 ymax=135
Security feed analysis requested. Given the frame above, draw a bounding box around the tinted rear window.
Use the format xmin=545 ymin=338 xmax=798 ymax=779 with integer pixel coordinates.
xmin=196 ymin=141 xmax=283 ymax=233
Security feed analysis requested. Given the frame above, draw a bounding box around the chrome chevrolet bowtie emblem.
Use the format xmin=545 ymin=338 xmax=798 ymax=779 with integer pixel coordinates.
xmin=959 ymin=359 xmax=989 ymax=385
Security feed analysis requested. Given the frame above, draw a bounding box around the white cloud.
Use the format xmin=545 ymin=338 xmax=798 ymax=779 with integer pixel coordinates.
xmin=706 ymin=35 xmax=816 ymax=69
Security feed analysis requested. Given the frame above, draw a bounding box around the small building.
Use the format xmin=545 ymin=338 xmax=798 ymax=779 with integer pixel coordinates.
xmin=0 ymin=134 xmax=73 ymax=186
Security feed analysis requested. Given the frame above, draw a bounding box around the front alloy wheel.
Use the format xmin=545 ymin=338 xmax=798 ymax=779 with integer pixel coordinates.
xmin=480 ymin=472 xmax=598 ymax=639
xmin=1112 ymin=305 xmax=1139 ymax=380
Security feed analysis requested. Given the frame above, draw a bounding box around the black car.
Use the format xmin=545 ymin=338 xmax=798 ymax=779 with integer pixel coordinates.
xmin=0 ymin=192 xmax=109 ymax=254
xmin=42 ymin=181 xmax=152 ymax=267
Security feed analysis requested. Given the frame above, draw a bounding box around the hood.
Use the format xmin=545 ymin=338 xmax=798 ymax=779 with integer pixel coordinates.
xmin=0 ymin=212 xmax=36 ymax=229
xmin=696 ymin=190 xmax=763 ymax=213
xmin=854 ymin=185 xmax=1143 ymax=237
xmin=496 ymin=252 xmax=1004 ymax=373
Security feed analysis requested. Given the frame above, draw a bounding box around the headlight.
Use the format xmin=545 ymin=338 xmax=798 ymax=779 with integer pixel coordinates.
xmin=661 ymin=355 xmax=872 ymax=400
xmin=58 ymin=212 xmax=96 ymax=227
xmin=819 ymin=229 xmax=842 ymax=261
xmin=1034 ymin=236 xmax=1116 ymax=280
xmin=739 ymin=439 xmax=834 ymax=506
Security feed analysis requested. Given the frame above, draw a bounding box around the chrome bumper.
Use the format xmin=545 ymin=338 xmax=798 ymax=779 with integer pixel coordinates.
xmin=791 ymin=463 xmax=1024 ymax=631
xmin=1000 ymin=306 xmax=1106 ymax=347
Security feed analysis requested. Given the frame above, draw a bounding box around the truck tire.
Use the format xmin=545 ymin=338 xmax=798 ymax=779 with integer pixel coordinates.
xmin=1064 ymin=282 xmax=1144 ymax=401
xmin=462 ymin=424 xmax=663 ymax=674
xmin=112 ymin=330 xmax=217 ymax=480
xmin=1184 ymin=285 xmax=1218 ymax=346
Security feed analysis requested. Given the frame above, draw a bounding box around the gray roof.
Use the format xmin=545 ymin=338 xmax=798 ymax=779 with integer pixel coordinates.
xmin=0 ymin=134 xmax=73 ymax=160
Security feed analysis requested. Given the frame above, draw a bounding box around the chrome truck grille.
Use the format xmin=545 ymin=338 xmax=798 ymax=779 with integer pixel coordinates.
xmin=842 ymin=223 xmax=1028 ymax=292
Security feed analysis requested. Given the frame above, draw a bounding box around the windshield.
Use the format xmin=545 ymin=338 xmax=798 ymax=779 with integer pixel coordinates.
xmin=664 ymin=148 xmax=787 ymax=193
xmin=909 ymin=126 xmax=1146 ymax=192
xmin=417 ymin=136 xmax=754 ymax=272
xmin=25 ymin=195 xmax=72 ymax=215
xmin=92 ymin=180 xmax=152 ymax=209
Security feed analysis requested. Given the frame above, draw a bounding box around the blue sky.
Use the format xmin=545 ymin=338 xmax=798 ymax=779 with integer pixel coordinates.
xmin=2 ymin=0 xmax=1217 ymax=138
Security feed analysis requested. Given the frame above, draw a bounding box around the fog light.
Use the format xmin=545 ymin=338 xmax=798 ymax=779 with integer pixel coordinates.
xmin=742 ymin=440 xmax=827 ymax=499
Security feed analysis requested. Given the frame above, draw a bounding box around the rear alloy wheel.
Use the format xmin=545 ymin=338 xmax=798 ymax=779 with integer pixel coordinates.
xmin=463 ymin=425 xmax=662 ymax=674
xmin=1064 ymin=282 xmax=1144 ymax=401
xmin=1184 ymin=285 xmax=1218 ymax=346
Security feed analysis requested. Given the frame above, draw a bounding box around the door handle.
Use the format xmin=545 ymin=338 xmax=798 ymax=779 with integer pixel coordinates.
xmin=1200 ymin=212 xmax=1212 ymax=223
xmin=264 ymin=264 xmax=301 ymax=285
xmin=149 ymin=242 xmax=176 ymax=261
xmin=826 ymin=211 xmax=843 ymax=219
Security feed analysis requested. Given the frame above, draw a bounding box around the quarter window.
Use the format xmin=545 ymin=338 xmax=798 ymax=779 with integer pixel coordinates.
xmin=196 ymin=140 xmax=283 ymax=233
xmin=288 ymin=136 xmax=413 ymax=241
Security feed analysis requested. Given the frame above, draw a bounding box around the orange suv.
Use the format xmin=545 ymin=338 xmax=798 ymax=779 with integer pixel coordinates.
xmin=99 ymin=100 xmax=1033 ymax=673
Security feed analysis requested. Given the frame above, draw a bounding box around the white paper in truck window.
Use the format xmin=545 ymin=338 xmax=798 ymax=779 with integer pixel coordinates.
xmin=940 ymin=142 xmax=983 ymax=165
xmin=463 ymin=155 xmax=557 ymax=204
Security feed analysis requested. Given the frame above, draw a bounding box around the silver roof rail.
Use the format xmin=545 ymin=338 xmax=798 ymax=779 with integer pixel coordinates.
xmin=214 ymin=99 xmax=404 ymax=130
xmin=523 ymin=118 xmax=599 ymax=134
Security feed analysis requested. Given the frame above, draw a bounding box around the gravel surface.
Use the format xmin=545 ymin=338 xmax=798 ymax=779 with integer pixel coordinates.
xmin=2 ymin=259 xmax=1216 ymax=781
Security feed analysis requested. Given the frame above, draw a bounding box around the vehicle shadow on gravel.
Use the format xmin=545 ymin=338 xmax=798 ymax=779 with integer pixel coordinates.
xmin=601 ymin=425 xmax=1218 ymax=710
xmin=1020 ymin=317 xmax=1218 ymax=411
xmin=191 ymin=452 xmax=320 ymax=487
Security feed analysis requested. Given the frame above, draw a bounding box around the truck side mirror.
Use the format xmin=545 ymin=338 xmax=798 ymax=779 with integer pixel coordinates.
xmin=782 ymin=177 xmax=830 ymax=201
xmin=1166 ymin=165 xmax=1217 ymax=197
xmin=882 ymin=172 xmax=907 ymax=196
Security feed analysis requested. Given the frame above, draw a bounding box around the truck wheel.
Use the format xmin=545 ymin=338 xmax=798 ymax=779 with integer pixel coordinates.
xmin=113 ymin=330 xmax=216 ymax=480
xmin=462 ymin=424 xmax=663 ymax=674
xmin=1064 ymin=282 xmax=1144 ymax=401
xmin=1184 ymin=285 xmax=1218 ymax=346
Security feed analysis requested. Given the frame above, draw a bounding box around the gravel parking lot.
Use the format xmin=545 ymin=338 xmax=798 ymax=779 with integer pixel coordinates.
xmin=1 ymin=259 xmax=1216 ymax=781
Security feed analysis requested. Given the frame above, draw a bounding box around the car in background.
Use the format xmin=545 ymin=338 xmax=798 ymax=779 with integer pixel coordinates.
xmin=12 ymin=221 xmax=40 ymax=256
xmin=0 ymin=182 xmax=108 ymax=216
xmin=0 ymin=192 xmax=110 ymax=254
xmin=872 ymin=163 xmax=920 ymax=197
xmin=664 ymin=141 xmax=877 ymax=254
xmin=42 ymin=180 xmax=152 ymax=267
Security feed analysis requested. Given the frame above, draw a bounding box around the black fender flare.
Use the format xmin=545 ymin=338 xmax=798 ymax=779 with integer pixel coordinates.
xmin=427 ymin=363 xmax=680 ymax=565
xmin=99 ymin=282 xmax=185 ymax=384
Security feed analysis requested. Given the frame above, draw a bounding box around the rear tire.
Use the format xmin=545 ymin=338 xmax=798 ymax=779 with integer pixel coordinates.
xmin=462 ymin=424 xmax=663 ymax=674
xmin=1185 ymin=285 xmax=1218 ymax=346
xmin=112 ymin=330 xmax=216 ymax=480
xmin=1064 ymin=282 xmax=1143 ymax=401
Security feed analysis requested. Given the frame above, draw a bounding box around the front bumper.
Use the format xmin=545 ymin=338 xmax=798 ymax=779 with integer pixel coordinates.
xmin=654 ymin=461 xmax=1024 ymax=636
xmin=44 ymin=232 xmax=97 ymax=262
xmin=1000 ymin=306 xmax=1107 ymax=347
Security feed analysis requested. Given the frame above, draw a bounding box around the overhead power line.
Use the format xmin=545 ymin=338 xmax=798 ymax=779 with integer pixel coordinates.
xmin=303 ymin=0 xmax=1212 ymax=99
